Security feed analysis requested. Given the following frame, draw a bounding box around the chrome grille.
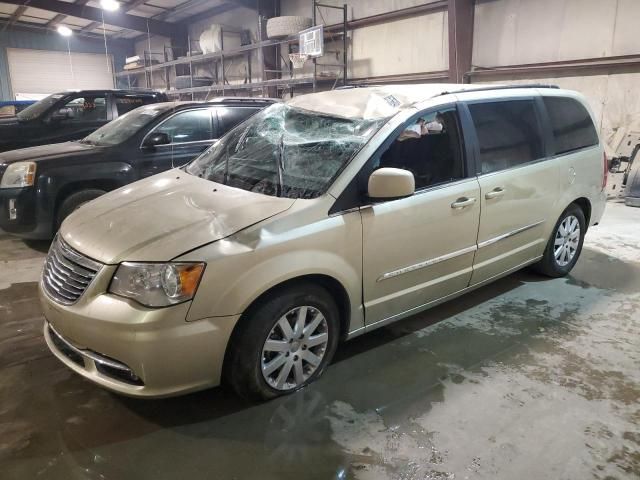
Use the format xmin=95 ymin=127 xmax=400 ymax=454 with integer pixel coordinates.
xmin=42 ymin=236 xmax=103 ymax=305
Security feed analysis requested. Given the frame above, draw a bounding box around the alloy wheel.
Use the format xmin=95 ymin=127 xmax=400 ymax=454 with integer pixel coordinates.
xmin=261 ymin=306 xmax=329 ymax=391
xmin=554 ymin=214 xmax=580 ymax=267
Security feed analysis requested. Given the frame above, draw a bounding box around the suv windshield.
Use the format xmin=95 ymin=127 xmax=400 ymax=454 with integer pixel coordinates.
xmin=186 ymin=103 xmax=386 ymax=199
xmin=16 ymin=94 xmax=64 ymax=121
xmin=82 ymin=104 xmax=168 ymax=146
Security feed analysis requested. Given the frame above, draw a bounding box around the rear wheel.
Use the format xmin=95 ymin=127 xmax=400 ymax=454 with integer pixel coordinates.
xmin=226 ymin=284 xmax=340 ymax=401
xmin=532 ymin=203 xmax=586 ymax=277
xmin=55 ymin=189 xmax=106 ymax=231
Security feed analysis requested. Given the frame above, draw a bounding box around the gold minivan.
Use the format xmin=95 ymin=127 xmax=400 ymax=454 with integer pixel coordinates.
xmin=40 ymin=84 xmax=607 ymax=399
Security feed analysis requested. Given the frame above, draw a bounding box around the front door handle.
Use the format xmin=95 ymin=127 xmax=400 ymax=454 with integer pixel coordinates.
xmin=451 ymin=197 xmax=477 ymax=209
xmin=485 ymin=187 xmax=506 ymax=200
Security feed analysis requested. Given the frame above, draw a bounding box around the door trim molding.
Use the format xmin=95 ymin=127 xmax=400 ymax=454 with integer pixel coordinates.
xmin=477 ymin=220 xmax=545 ymax=249
xmin=349 ymin=255 xmax=543 ymax=339
xmin=377 ymin=245 xmax=478 ymax=282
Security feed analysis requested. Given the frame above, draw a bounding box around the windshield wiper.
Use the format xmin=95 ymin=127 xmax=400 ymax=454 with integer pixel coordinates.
xmin=276 ymin=134 xmax=285 ymax=197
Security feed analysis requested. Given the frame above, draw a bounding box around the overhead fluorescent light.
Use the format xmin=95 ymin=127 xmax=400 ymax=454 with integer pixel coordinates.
xmin=100 ymin=0 xmax=120 ymax=11
xmin=57 ymin=25 xmax=73 ymax=37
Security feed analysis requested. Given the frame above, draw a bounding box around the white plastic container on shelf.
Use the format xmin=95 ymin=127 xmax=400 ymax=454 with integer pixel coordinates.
xmin=199 ymin=24 xmax=242 ymax=54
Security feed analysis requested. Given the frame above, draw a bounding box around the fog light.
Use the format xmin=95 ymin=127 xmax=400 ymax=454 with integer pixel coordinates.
xmin=8 ymin=199 xmax=16 ymax=220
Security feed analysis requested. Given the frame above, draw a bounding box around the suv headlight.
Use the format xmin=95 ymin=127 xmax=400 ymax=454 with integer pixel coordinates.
xmin=0 ymin=162 xmax=36 ymax=189
xmin=109 ymin=262 xmax=205 ymax=308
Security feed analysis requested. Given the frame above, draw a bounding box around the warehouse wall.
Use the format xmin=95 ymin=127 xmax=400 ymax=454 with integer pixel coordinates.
xmin=0 ymin=26 xmax=132 ymax=100
xmin=280 ymin=0 xmax=448 ymax=79
xmin=472 ymin=0 xmax=640 ymax=146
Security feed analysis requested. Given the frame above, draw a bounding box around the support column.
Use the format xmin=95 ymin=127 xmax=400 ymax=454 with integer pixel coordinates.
xmin=448 ymin=0 xmax=474 ymax=84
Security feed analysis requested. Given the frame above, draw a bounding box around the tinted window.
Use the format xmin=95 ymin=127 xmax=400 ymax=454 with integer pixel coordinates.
xmin=153 ymin=109 xmax=213 ymax=143
xmin=115 ymin=95 xmax=157 ymax=116
xmin=377 ymin=107 xmax=465 ymax=190
xmin=468 ymin=100 xmax=544 ymax=174
xmin=217 ymin=106 xmax=261 ymax=136
xmin=543 ymin=96 xmax=598 ymax=155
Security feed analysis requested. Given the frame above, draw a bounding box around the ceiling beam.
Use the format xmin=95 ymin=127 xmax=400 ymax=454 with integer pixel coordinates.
xmin=45 ymin=0 xmax=89 ymax=29
xmin=2 ymin=2 xmax=30 ymax=32
xmin=80 ymin=21 xmax=101 ymax=33
xmin=0 ymin=0 xmax=185 ymax=36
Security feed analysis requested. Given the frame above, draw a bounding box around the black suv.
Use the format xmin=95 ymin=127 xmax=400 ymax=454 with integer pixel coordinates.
xmin=0 ymin=97 xmax=277 ymax=239
xmin=0 ymin=89 xmax=168 ymax=153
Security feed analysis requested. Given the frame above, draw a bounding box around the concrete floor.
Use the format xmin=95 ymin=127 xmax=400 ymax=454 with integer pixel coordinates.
xmin=1 ymin=201 xmax=639 ymax=480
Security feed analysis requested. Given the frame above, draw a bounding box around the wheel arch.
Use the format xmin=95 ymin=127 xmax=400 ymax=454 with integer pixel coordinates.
xmin=221 ymin=273 xmax=352 ymax=383
xmin=571 ymin=197 xmax=591 ymax=228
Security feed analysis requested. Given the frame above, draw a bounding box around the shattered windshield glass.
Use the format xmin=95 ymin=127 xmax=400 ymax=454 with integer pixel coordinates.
xmin=186 ymin=103 xmax=387 ymax=199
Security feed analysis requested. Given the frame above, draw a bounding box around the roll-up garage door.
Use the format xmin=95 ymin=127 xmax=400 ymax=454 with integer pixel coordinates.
xmin=7 ymin=48 xmax=114 ymax=98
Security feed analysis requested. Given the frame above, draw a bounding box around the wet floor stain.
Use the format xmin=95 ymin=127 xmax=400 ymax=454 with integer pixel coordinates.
xmin=0 ymin=202 xmax=639 ymax=479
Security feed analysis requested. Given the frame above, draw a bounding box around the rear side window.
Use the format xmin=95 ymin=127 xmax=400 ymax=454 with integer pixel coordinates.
xmin=468 ymin=100 xmax=544 ymax=174
xmin=543 ymin=96 xmax=598 ymax=155
xmin=115 ymin=95 xmax=157 ymax=116
xmin=216 ymin=106 xmax=261 ymax=136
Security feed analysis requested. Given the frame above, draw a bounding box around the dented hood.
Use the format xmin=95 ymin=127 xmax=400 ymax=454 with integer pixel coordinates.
xmin=61 ymin=169 xmax=295 ymax=264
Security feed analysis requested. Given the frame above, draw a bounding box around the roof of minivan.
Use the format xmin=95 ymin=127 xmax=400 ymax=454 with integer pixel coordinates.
xmin=285 ymin=83 xmax=540 ymax=120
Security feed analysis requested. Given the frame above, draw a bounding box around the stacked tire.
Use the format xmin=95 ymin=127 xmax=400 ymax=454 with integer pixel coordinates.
xmin=266 ymin=16 xmax=312 ymax=39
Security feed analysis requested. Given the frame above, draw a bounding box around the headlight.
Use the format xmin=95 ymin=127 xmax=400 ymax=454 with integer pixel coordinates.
xmin=109 ymin=262 xmax=205 ymax=308
xmin=0 ymin=162 xmax=36 ymax=189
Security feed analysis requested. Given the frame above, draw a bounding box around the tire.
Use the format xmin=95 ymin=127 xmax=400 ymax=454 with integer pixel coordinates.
xmin=226 ymin=284 xmax=340 ymax=401
xmin=532 ymin=203 xmax=586 ymax=277
xmin=266 ymin=16 xmax=312 ymax=39
xmin=55 ymin=189 xmax=106 ymax=231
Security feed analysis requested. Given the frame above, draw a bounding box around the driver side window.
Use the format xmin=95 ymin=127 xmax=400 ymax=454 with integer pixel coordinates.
xmin=377 ymin=106 xmax=465 ymax=190
xmin=55 ymin=96 xmax=107 ymax=122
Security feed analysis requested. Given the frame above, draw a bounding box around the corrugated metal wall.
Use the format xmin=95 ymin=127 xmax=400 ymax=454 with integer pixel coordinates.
xmin=0 ymin=26 xmax=132 ymax=100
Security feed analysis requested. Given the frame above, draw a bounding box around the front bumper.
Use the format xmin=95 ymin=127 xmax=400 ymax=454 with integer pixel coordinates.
xmin=0 ymin=186 xmax=53 ymax=239
xmin=39 ymin=266 xmax=240 ymax=398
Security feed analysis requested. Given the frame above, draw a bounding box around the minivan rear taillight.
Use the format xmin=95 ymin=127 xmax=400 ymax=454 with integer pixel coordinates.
xmin=602 ymin=152 xmax=608 ymax=191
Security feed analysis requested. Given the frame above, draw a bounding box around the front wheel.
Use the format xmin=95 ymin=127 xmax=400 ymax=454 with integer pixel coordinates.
xmin=532 ymin=203 xmax=586 ymax=277
xmin=55 ymin=189 xmax=106 ymax=232
xmin=226 ymin=284 xmax=340 ymax=401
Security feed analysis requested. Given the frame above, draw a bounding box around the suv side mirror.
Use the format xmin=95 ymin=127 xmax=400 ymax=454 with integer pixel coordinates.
xmin=142 ymin=132 xmax=171 ymax=149
xmin=367 ymin=168 xmax=415 ymax=200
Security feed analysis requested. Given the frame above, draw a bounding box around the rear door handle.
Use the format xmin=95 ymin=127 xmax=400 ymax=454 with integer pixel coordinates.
xmin=451 ymin=197 xmax=477 ymax=209
xmin=485 ymin=187 xmax=506 ymax=200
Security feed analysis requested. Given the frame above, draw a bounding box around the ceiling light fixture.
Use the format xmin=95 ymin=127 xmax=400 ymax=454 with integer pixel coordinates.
xmin=57 ymin=25 xmax=73 ymax=37
xmin=100 ymin=0 xmax=120 ymax=11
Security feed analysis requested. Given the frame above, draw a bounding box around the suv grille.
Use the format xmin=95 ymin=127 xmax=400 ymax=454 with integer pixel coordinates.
xmin=42 ymin=236 xmax=103 ymax=305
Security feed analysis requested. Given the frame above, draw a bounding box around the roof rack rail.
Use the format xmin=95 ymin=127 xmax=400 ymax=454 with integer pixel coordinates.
xmin=207 ymin=96 xmax=279 ymax=103
xmin=437 ymin=83 xmax=559 ymax=97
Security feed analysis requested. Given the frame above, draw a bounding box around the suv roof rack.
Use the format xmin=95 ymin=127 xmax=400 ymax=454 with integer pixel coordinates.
xmin=437 ymin=83 xmax=559 ymax=97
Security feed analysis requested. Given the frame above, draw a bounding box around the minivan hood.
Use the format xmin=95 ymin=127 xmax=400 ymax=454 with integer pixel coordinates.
xmin=0 ymin=141 xmax=99 ymax=164
xmin=61 ymin=169 xmax=296 ymax=264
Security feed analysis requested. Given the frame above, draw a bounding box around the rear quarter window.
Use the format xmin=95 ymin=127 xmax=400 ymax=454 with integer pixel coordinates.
xmin=542 ymin=96 xmax=599 ymax=155
xmin=216 ymin=106 xmax=261 ymax=136
xmin=115 ymin=95 xmax=158 ymax=116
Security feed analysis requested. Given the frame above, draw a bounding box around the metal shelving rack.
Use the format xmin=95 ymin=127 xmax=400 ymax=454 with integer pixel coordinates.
xmin=115 ymin=1 xmax=348 ymax=99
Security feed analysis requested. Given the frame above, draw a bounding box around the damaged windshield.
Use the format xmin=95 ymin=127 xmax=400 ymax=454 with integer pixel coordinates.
xmin=186 ymin=103 xmax=386 ymax=199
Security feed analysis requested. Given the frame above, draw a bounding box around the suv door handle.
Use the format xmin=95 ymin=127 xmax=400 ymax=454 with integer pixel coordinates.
xmin=451 ymin=197 xmax=477 ymax=209
xmin=485 ymin=187 xmax=506 ymax=200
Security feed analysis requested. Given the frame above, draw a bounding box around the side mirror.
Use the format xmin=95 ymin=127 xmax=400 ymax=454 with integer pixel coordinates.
xmin=142 ymin=132 xmax=171 ymax=149
xmin=367 ymin=167 xmax=415 ymax=200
